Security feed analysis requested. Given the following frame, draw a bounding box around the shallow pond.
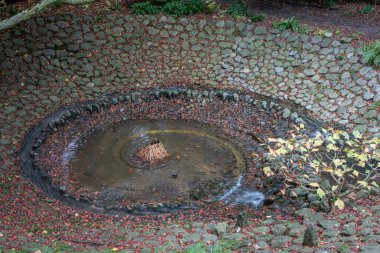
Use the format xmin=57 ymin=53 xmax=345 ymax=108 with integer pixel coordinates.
xmin=69 ymin=119 xmax=245 ymax=203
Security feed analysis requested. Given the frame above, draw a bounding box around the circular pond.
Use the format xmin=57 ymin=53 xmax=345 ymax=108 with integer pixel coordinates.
xmin=20 ymin=88 xmax=322 ymax=214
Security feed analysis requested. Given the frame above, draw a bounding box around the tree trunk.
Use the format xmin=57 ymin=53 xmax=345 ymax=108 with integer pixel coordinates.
xmin=0 ymin=0 xmax=96 ymax=32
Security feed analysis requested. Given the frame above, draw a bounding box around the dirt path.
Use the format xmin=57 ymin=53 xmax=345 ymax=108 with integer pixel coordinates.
xmin=221 ymin=0 xmax=380 ymax=39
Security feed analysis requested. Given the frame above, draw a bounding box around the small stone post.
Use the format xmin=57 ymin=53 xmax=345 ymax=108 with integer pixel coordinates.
xmin=303 ymin=224 xmax=319 ymax=247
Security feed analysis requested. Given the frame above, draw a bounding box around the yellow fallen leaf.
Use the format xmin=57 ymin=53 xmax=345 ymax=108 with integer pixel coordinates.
xmin=334 ymin=199 xmax=345 ymax=210
xmin=309 ymin=182 xmax=319 ymax=188
xmin=316 ymin=188 xmax=326 ymax=198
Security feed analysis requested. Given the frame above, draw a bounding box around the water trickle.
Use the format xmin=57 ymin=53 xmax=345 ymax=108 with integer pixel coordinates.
xmin=218 ymin=175 xmax=243 ymax=201
xmin=218 ymin=176 xmax=265 ymax=209
xmin=233 ymin=191 xmax=265 ymax=209
xmin=62 ymin=137 xmax=79 ymax=166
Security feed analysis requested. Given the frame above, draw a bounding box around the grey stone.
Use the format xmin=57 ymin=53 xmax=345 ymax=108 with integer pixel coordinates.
xmin=322 ymin=230 xmax=340 ymax=238
xmin=84 ymin=33 xmax=96 ymax=42
xmin=358 ymin=228 xmax=371 ymax=236
xmin=271 ymin=236 xmax=292 ymax=248
xmin=222 ymin=232 xmax=243 ymax=240
xmin=252 ymin=226 xmax=269 ymax=234
xmin=4 ymin=106 xmax=17 ymax=114
xmin=304 ymin=69 xmax=315 ymax=77
xmin=236 ymin=211 xmax=247 ymax=227
xmin=181 ymin=232 xmax=201 ymax=243
xmin=288 ymin=225 xmax=306 ymax=237
xmin=211 ymin=222 xmax=228 ymax=236
xmin=320 ymin=38 xmax=332 ymax=47
xmin=202 ymin=233 xmax=218 ymax=242
xmin=49 ymin=95 xmax=60 ymax=102
xmin=291 ymin=186 xmax=310 ymax=197
xmin=43 ymin=49 xmax=55 ymax=57
xmin=290 ymin=112 xmax=298 ymax=120
xmin=328 ymin=91 xmax=339 ymax=99
xmin=360 ymin=244 xmax=380 ymax=253
xmin=272 ymin=224 xmax=288 ymax=236
xmin=254 ymin=27 xmax=266 ymax=35
xmin=318 ymin=220 xmax=340 ymax=230
xmin=294 ymin=208 xmax=313 ymax=219
xmin=261 ymin=101 xmax=267 ymax=109
xmin=341 ymin=222 xmax=356 ymax=236
xmin=1 ymin=61 xmax=13 ymax=69
xmin=303 ymin=225 xmax=319 ymax=247
xmin=252 ymin=241 xmax=269 ymax=250
xmin=283 ymin=108 xmax=291 ymax=119
xmin=364 ymin=92 xmax=374 ymax=100
xmin=310 ymin=198 xmax=330 ymax=213
xmin=311 ymin=36 xmax=322 ymax=44
xmin=47 ymin=24 xmax=60 ymax=32
xmin=112 ymin=27 xmax=124 ymax=35
xmin=305 ymin=212 xmax=324 ymax=224
xmin=147 ymin=27 xmax=159 ymax=35
xmin=275 ymin=67 xmax=284 ymax=73
xmin=357 ymin=189 xmax=370 ymax=199
xmin=294 ymin=118 xmax=305 ymax=125
xmin=291 ymin=60 xmax=302 ymax=67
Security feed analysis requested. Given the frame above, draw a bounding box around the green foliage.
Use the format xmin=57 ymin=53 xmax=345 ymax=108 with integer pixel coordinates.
xmin=359 ymin=5 xmax=374 ymax=14
xmin=9 ymin=6 xmax=19 ymax=15
xmin=225 ymin=2 xmax=265 ymax=22
xmin=361 ymin=40 xmax=380 ymax=68
xmin=249 ymin=13 xmax=266 ymax=22
xmin=219 ymin=239 xmax=244 ymax=250
xmin=1 ymin=250 xmax=28 ymax=253
xmin=369 ymin=101 xmax=380 ymax=110
xmin=265 ymin=126 xmax=380 ymax=210
xmin=155 ymin=0 xmax=172 ymax=5
xmin=162 ymin=0 xmax=206 ymax=16
xmin=131 ymin=0 xmax=210 ymax=17
xmin=273 ymin=17 xmax=307 ymax=33
xmin=161 ymin=1 xmax=187 ymax=16
xmin=184 ymin=243 xmax=207 ymax=253
xmin=325 ymin=0 xmax=336 ymax=9
xmin=182 ymin=0 xmax=207 ymax=14
xmin=226 ymin=2 xmax=249 ymax=19
xmin=130 ymin=1 xmax=160 ymax=15
xmin=205 ymin=0 xmax=218 ymax=14
xmin=182 ymin=242 xmax=224 ymax=253
xmin=109 ymin=0 xmax=122 ymax=11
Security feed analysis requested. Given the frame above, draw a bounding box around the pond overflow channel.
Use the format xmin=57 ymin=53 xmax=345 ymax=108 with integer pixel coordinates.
xmin=20 ymin=87 xmax=323 ymax=215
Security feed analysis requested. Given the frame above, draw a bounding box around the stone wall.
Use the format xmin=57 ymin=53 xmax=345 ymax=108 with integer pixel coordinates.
xmin=0 ymin=14 xmax=379 ymax=137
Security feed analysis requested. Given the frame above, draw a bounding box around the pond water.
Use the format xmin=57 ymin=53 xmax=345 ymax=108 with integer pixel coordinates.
xmin=69 ymin=119 xmax=246 ymax=203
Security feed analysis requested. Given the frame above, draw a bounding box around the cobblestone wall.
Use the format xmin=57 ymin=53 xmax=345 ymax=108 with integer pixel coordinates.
xmin=0 ymin=15 xmax=379 ymax=137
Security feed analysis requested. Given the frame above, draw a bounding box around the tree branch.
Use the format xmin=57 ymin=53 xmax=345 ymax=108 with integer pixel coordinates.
xmin=0 ymin=0 xmax=96 ymax=32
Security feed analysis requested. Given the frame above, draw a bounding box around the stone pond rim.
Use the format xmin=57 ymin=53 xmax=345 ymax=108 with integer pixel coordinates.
xmin=19 ymin=87 xmax=324 ymax=215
